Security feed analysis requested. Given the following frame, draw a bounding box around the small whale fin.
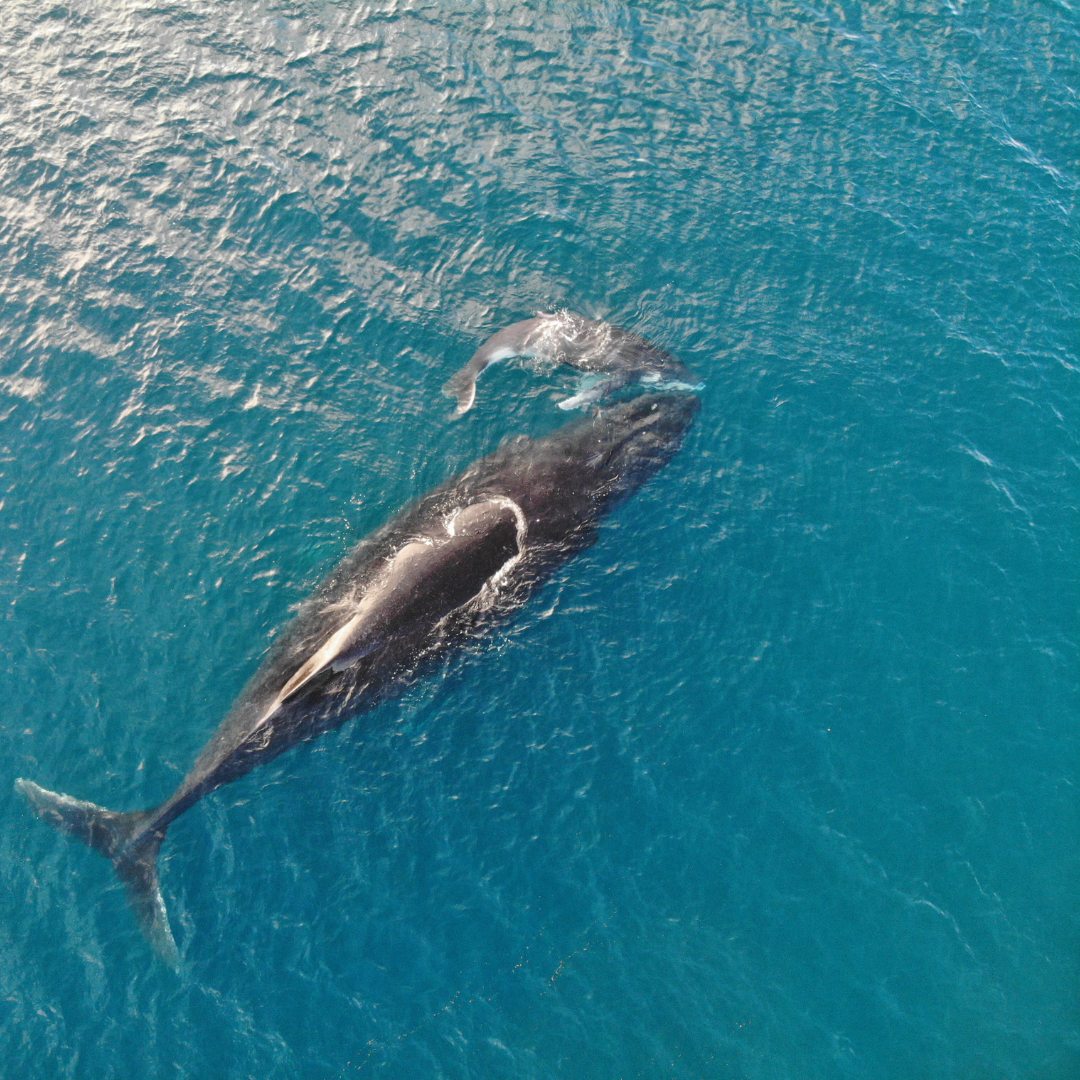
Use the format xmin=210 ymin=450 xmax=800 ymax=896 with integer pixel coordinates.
xmin=557 ymin=375 xmax=619 ymax=411
xmin=14 ymin=778 xmax=178 ymax=968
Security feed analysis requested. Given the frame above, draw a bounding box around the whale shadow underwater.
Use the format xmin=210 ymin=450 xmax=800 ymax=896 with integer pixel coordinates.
xmin=17 ymin=389 xmax=699 ymax=964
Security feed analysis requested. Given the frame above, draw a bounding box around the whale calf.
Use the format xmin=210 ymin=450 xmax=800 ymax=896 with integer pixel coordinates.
xmin=442 ymin=312 xmax=702 ymax=416
xmin=17 ymin=393 xmax=698 ymax=964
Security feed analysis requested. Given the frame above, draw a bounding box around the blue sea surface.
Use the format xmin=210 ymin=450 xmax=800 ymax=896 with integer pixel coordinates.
xmin=1 ymin=2 xmax=1076 ymax=1077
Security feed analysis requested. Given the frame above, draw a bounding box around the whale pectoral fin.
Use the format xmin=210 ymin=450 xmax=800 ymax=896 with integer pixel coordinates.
xmin=557 ymin=375 xmax=621 ymax=411
xmin=658 ymin=378 xmax=706 ymax=392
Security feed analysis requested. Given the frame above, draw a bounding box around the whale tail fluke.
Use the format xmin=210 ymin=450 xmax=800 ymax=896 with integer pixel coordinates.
xmin=14 ymin=778 xmax=178 ymax=968
xmin=441 ymin=367 xmax=477 ymax=417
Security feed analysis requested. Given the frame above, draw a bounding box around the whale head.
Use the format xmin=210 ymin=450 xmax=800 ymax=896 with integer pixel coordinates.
xmin=581 ymin=392 xmax=700 ymax=497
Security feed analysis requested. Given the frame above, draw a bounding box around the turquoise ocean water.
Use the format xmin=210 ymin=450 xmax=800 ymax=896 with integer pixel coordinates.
xmin=1 ymin=2 xmax=1076 ymax=1077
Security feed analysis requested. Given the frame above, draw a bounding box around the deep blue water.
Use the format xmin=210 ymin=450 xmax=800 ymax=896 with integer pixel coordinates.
xmin=1 ymin=2 xmax=1077 ymax=1077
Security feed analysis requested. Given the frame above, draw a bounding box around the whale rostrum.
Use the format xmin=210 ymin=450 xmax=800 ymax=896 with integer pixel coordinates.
xmin=16 ymin=393 xmax=698 ymax=964
xmin=442 ymin=311 xmax=703 ymax=416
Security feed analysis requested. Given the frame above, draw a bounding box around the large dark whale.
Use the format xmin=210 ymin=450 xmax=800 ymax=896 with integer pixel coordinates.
xmin=16 ymin=392 xmax=698 ymax=964
xmin=442 ymin=312 xmax=702 ymax=416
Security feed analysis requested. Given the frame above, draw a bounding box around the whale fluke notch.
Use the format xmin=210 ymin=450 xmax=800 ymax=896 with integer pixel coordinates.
xmin=14 ymin=778 xmax=178 ymax=968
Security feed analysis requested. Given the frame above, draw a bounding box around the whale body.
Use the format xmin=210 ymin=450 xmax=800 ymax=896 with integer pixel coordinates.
xmin=16 ymin=393 xmax=698 ymax=964
xmin=442 ymin=312 xmax=702 ymax=416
